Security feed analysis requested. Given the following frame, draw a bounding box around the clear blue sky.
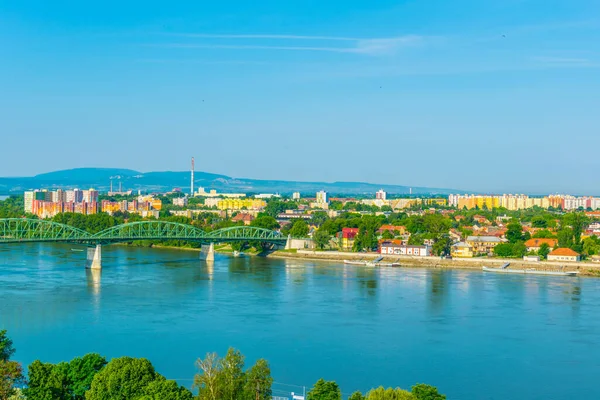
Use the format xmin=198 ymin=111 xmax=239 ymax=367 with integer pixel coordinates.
xmin=1 ymin=0 xmax=599 ymax=194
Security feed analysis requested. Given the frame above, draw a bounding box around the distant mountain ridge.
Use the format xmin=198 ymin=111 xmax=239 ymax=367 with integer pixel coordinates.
xmin=0 ymin=168 xmax=457 ymax=195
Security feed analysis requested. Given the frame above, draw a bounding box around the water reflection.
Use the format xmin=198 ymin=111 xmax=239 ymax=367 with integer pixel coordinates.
xmin=427 ymin=269 xmax=449 ymax=314
xmin=86 ymin=268 xmax=101 ymax=295
xmin=356 ymin=267 xmax=378 ymax=297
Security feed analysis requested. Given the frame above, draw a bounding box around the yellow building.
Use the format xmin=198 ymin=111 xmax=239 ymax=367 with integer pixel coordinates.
xmin=451 ymin=242 xmax=474 ymax=258
xmin=424 ymin=198 xmax=448 ymax=206
xmin=217 ymin=199 xmax=266 ymax=211
xmin=466 ymin=236 xmax=503 ymax=255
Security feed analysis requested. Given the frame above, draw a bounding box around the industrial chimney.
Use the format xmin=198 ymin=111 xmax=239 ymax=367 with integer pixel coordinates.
xmin=191 ymin=157 xmax=195 ymax=196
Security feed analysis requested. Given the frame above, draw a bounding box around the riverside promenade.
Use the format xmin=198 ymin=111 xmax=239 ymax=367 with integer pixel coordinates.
xmin=272 ymin=250 xmax=600 ymax=276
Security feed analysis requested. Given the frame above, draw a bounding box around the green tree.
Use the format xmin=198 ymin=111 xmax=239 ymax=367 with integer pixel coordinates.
xmin=532 ymin=230 xmax=556 ymax=239
xmin=194 ymin=349 xmax=273 ymax=400
xmin=583 ymin=237 xmax=600 ymax=257
xmin=511 ymin=242 xmax=527 ymax=258
xmin=538 ymin=243 xmax=551 ymax=260
xmin=365 ymin=387 xmax=414 ymax=399
xmin=408 ymin=234 xmax=425 ymax=246
xmin=243 ymin=359 xmax=273 ymax=400
xmin=310 ymin=212 xmax=329 ymax=227
xmin=289 ymin=219 xmax=310 ymax=238
xmin=505 ymin=222 xmax=525 ymax=244
xmin=85 ymin=357 xmax=185 ymax=400
xmin=0 ymin=330 xmax=15 ymax=362
xmin=251 ymin=216 xmax=280 ymax=231
xmin=557 ymin=228 xmax=574 ymax=248
xmin=348 ymin=391 xmax=366 ymax=400
xmin=411 ymin=384 xmax=446 ymax=400
xmin=493 ymin=243 xmax=515 ymax=258
xmin=0 ymin=360 xmax=25 ymax=400
xmin=531 ymin=216 xmax=548 ymax=228
xmin=307 ymin=379 xmax=342 ymax=400
xmin=562 ymin=212 xmax=589 ymax=246
xmin=0 ymin=330 xmax=24 ymax=400
xmin=263 ymin=200 xmax=297 ymax=218
xmin=432 ymin=235 xmax=453 ymax=257
xmin=139 ymin=378 xmax=193 ymax=399
xmin=313 ymin=229 xmax=331 ymax=250
xmin=194 ymin=353 xmax=221 ymax=400
xmin=381 ymin=230 xmax=394 ymax=240
xmin=219 ymin=348 xmax=245 ymax=400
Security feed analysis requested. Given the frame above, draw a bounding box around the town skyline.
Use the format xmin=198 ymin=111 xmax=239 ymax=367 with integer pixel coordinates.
xmin=2 ymin=166 xmax=600 ymax=197
xmin=1 ymin=1 xmax=599 ymax=193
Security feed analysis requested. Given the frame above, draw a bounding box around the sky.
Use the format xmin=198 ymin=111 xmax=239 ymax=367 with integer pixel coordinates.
xmin=0 ymin=0 xmax=599 ymax=194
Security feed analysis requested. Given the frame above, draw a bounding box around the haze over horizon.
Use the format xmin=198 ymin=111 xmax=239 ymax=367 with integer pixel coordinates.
xmin=1 ymin=1 xmax=599 ymax=194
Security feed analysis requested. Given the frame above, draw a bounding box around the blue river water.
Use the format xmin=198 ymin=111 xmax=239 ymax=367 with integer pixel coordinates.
xmin=0 ymin=243 xmax=598 ymax=400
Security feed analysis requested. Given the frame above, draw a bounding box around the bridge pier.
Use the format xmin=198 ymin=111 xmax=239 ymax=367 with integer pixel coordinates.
xmin=285 ymin=234 xmax=292 ymax=250
xmin=199 ymin=243 xmax=215 ymax=262
xmin=86 ymin=244 xmax=102 ymax=269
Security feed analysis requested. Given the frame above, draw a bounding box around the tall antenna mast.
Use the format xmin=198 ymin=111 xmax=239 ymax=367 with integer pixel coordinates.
xmin=191 ymin=157 xmax=195 ymax=196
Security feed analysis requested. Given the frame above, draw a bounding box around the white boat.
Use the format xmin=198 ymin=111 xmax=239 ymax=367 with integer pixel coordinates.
xmin=344 ymin=260 xmax=366 ymax=265
xmin=233 ymin=251 xmax=244 ymax=257
xmin=482 ymin=265 xmax=579 ymax=276
xmin=344 ymin=258 xmax=400 ymax=267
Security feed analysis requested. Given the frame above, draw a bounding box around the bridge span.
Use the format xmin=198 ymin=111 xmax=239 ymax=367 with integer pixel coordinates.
xmin=0 ymin=218 xmax=289 ymax=269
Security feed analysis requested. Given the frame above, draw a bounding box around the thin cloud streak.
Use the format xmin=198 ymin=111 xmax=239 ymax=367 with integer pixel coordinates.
xmin=151 ymin=34 xmax=425 ymax=55
xmin=154 ymin=43 xmax=357 ymax=53
xmin=165 ymin=33 xmax=359 ymax=41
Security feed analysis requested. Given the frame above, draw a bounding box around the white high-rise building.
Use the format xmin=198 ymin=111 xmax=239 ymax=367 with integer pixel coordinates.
xmin=24 ymin=191 xmax=35 ymax=213
xmin=83 ymin=189 xmax=99 ymax=203
xmin=292 ymin=192 xmax=301 ymax=200
xmin=316 ymin=191 xmax=328 ymax=204
xmin=65 ymin=189 xmax=83 ymax=203
xmin=376 ymin=189 xmax=387 ymax=201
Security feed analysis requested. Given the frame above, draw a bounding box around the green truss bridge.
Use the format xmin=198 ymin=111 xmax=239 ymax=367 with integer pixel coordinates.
xmin=0 ymin=218 xmax=288 ymax=269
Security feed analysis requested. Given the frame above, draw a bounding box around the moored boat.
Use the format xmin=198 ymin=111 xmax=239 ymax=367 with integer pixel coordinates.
xmin=482 ymin=265 xmax=579 ymax=276
xmin=344 ymin=258 xmax=400 ymax=267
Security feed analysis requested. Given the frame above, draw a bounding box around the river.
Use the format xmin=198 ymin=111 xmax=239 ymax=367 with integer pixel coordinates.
xmin=0 ymin=243 xmax=598 ymax=399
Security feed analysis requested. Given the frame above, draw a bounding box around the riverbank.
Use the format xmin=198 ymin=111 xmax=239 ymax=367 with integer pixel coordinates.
xmin=121 ymin=243 xmax=600 ymax=277
xmin=270 ymin=249 xmax=600 ymax=277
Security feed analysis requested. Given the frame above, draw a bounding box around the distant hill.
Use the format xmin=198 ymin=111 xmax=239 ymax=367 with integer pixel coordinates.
xmin=0 ymin=168 xmax=457 ymax=196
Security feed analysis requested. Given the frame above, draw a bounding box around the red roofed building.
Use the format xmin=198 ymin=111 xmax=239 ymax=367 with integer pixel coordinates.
xmin=341 ymin=228 xmax=359 ymax=251
xmin=232 ymin=213 xmax=255 ymax=225
xmin=548 ymin=248 xmax=580 ymax=262
xmin=378 ymin=225 xmax=407 ymax=235
xmin=524 ymin=238 xmax=558 ymax=252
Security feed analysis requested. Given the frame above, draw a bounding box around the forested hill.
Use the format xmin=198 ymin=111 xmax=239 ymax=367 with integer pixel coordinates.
xmin=0 ymin=168 xmax=457 ymax=195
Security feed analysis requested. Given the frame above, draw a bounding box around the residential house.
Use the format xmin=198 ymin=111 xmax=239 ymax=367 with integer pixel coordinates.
xmin=451 ymin=242 xmax=474 ymax=258
xmin=466 ymin=235 xmax=503 ymax=255
xmin=449 ymin=229 xmax=463 ymax=243
xmin=547 ymin=248 xmax=581 ymax=262
xmin=378 ymin=225 xmax=407 ymax=236
xmin=232 ymin=213 xmax=255 ymax=226
xmin=524 ymin=238 xmax=558 ymax=252
xmin=380 ymin=241 xmax=432 ymax=257
xmin=341 ymin=228 xmax=359 ymax=251
xmin=473 ymin=215 xmax=491 ymax=225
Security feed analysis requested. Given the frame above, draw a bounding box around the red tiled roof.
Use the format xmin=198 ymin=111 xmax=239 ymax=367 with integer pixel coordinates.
xmin=232 ymin=213 xmax=254 ymax=222
xmin=524 ymin=238 xmax=557 ymax=248
xmin=342 ymin=227 xmax=359 ymax=239
xmin=549 ymin=248 xmax=580 ymax=257
xmin=378 ymin=225 xmax=405 ymax=232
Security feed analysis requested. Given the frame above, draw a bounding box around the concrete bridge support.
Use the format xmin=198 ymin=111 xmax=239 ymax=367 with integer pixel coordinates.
xmin=86 ymin=244 xmax=102 ymax=269
xmin=200 ymin=243 xmax=215 ymax=262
